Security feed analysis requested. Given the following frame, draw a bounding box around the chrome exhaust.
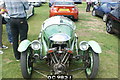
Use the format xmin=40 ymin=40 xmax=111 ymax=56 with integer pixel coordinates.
xmin=33 ymin=53 xmax=39 ymax=59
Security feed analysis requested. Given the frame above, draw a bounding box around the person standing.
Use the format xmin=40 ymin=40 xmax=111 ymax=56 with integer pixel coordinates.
xmin=2 ymin=13 xmax=13 ymax=44
xmin=86 ymin=0 xmax=92 ymax=12
xmin=2 ymin=0 xmax=29 ymax=60
xmin=91 ymin=0 xmax=98 ymax=7
xmin=49 ymin=0 xmax=55 ymax=7
xmin=0 ymin=12 xmax=3 ymax=54
xmin=0 ymin=2 xmax=8 ymax=54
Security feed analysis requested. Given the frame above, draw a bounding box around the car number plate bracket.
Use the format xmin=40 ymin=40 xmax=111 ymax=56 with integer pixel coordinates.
xmin=59 ymin=9 xmax=70 ymax=12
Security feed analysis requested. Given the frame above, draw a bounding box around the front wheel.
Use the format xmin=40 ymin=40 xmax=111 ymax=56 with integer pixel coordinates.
xmin=106 ymin=20 xmax=114 ymax=34
xmin=20 ymin=48 xmax=33 ymax=79
xmin=85 ymin=49 xmax=99 ymax=78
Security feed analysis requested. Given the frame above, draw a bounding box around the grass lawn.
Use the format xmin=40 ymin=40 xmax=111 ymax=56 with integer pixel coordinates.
xmin=1 ymin=2 xmax=119 ymax=79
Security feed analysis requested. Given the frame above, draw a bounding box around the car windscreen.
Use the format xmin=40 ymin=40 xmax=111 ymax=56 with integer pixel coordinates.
xmin=110 ymin=3 xmax=119 ymax=8
xmin=44 ymin=24 xmax=73 ymax=38
xmin=118 ymin=5 xmax=120 ymax=18
xmin=42 ymin=16 xmax=76 ymax=30
xmin=110 ymin=6 xmax=120 ymax=19
xmin=54 ymin=1 xmax=74 ymax=5
xmin=101 ymin=3 xmax=107 ymax=8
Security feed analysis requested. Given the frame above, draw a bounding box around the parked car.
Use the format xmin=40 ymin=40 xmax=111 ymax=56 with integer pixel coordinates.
xmin=18 ymin=16 xmax=102 ymax=79
xmin=92 ymin=2 xmax=119 ymax=22
xmin=26 ymin=5 xmax=34 ymax=19
xmin=106 ymin=6 xmax=120 ymax=34
xmin=28 ymin=2 xmax=42 ymax=7
xmin=28 ymin=0 xmax=42 ymax=7
xmin=49 ymin=0 xmax=79 ymax=21
xmin=41 ymin=0 xmax=47 ymax=4
xmin=73 ymin=0 xmax=82 ymax=4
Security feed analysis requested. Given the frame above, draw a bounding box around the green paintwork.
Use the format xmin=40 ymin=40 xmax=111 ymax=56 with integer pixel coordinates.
xmin=88 ymin=41 xmax=102 ymax=53
xmin=18 ymin=40 xmax=31 ymax=52
xmin=41 ymin=35 xmax=48 ymax=56
xmin=44 ymin=24 xmax=73 ymax=38
xmin=40 ymin=16 xmax=77 ymax=55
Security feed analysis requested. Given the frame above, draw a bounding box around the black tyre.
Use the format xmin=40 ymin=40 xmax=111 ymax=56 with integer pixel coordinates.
xmin=106 ymin=19 xmax=114 ymax=34
xmin=103 ymin=14 xmax=107 ymax=22
xmin=92 ymin=10 xmax=96 ymax=16
xmin=85 ymin=49 xmax=99 ymax=79
xmin=74 ymin=18 xmax=78 ymax=21
xmin=20 ymin=48 xmax=33 ymax=79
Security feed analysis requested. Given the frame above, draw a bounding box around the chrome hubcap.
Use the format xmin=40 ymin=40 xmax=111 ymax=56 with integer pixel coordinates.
xmin=107 ymin=20 xmax=112 ymax=32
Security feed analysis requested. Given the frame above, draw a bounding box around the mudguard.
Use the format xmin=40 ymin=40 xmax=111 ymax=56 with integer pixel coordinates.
xmin=88 ymin=41 xmax=102 ymax=53
xmin=18 ymin=40 xmax=31 ymax=52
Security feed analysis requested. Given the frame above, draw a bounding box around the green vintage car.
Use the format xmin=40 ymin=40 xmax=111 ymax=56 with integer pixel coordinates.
xmin=18 ymin=16 xmax=102 ymax=79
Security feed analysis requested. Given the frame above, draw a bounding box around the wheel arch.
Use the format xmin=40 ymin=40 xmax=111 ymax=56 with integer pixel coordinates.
xmin=88 ymin=41 xmax=102 ymax=54
xmin=18 ymin=39 xmax=31 ymax=52
xmin=92 ymin=9 xmax=97 ymax=16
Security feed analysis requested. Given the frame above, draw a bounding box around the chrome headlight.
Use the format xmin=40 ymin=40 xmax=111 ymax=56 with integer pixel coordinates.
xmin=31 ymin=40 xmax=41 ymax=50
xmin=79 ymin=41 xmax=89 ymax=51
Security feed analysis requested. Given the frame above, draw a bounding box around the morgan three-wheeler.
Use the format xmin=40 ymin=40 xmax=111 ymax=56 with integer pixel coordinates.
xmin=18 ymin=16 xmax=102 ymax=79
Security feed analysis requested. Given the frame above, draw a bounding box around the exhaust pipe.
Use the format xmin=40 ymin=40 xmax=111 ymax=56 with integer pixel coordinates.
xmin=33 ymin=54 xmax=39 ymax=59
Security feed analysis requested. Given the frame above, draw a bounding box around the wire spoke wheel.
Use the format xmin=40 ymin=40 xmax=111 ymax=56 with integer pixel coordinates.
xmin=20 ymin=48 xmax=33 ymax=79
xmin=85 ymin=49 xmax=99 ymax=78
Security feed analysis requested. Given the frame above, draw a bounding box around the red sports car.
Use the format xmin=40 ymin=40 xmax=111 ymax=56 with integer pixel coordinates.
xmin=49 ymin=0 xmax=79 ymax=21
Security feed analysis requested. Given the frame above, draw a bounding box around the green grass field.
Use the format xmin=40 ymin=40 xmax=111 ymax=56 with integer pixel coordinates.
xmin=1 ymin=2 xmax=119 ymax=79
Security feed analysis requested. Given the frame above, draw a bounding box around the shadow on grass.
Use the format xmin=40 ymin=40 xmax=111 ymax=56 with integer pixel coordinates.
xmin=31 ymin=60 xmax=86 ymax=78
